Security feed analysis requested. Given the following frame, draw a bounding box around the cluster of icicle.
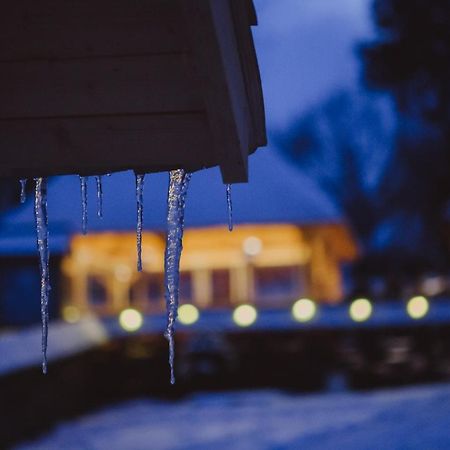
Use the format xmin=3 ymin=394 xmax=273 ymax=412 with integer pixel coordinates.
xmin=20 ymin=172 xmax=234 ymax=382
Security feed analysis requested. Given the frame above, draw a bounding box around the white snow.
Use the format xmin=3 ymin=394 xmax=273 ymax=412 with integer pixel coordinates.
xmin=0 ymin=318 xmax=108 ymax=375
xmin=14 ymin=383 xmax=450 ymax=450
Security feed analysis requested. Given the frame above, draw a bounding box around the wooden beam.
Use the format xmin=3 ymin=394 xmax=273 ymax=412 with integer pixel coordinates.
xmin=181 ymin=0 xmax=254 ymax=183
xmin=0 ymin=114 xmax=216 ymax=178
xmin=230 ymin=0 xmax=267 ymax=149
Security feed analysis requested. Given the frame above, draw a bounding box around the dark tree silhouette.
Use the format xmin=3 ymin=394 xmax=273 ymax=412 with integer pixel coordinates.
xmin=362 ymin=0 xmax=450 ymax=125
xmin=282 ymin=90 xmax=395 ymax=247
xmin=360 ymin=0 xmax=450 ymax=278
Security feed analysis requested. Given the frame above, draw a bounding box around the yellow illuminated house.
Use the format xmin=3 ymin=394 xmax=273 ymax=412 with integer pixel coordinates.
xmin=0 ymin=149 xmax=356 ymax=321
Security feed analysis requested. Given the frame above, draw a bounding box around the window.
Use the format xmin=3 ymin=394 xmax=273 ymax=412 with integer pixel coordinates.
xmin=212 ymin=269 xmax=230 ymax=307
xmin=129 ymin=273 xmax=164 ymax=310
xmin=87 ymin=276 xmax=108 ymax=306
xmin=179 ymin=272 xmax=193 ymax=302
xmin=254 ymin=266 xmax=303 ymax=307
xmin=147 ymin=274 xmax=164 ymax=303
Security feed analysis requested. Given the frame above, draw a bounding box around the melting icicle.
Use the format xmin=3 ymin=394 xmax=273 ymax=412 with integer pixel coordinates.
xmin=34 ymin=178 xmax=50 ymax=374
xmin=79 ymin=176 xmax=88 ymax=234
xmin=95 ymin=175 xmax=103 ymax=218
xmin=19 ymin=179 xmax=27 ymax=204
xmin=135 ymin=173 xmax=145 ymax=272
xmin=164 ymin=169 xmax=191 ymax=384
xmin=226 ymin=184 xmax=233 ymax=231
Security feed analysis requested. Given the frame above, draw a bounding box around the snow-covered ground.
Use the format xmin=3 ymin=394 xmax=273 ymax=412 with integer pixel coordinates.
xmin=0 ymin=319 xmax=107 ymax=375
xmin=15 ymin=383 xmax=450 ymax=450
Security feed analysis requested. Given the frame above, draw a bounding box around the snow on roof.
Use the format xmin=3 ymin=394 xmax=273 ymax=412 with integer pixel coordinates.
xmin=0 ymin=148 xmax=342 ymax=255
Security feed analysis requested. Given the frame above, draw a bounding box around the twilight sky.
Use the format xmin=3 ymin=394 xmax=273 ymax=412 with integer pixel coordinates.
xmin=253 ymin=0 xmax=374 ymax=130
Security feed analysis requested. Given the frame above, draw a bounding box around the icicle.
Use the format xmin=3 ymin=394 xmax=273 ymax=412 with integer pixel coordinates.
xmin=19 ymin=179 xmax=27 ymax=204
xmin=164 ymin=169 xmax=191 ymax=384
xmin=34 ymin=178 xmax=50 ymax=374
xmin=226 ymin=184 xmax=233 ymax=231
xmin=135 ymin=173 xmax=145 ymax=272
xmin=95 ymin=175 xmax=103 ymax=218
xmin=79 ymin=176 xmax=88 ymax=234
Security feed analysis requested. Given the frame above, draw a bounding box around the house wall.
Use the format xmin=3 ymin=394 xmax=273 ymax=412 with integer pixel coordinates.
xmin=60 ymin=223 xmax=356 ymax=319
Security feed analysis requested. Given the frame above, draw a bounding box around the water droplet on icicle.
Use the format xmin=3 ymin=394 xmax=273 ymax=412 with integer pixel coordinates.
xmin=135 ymin=173 xmax=145 ymax=272
xmin=34 ymin=178 xmax=50 ymax=374
xmin=226 ymin=184 xmax=233 ymax=231
xmin=164 ymin=169 xmax=191 ymax=384
xmin=95 ymin=175 xmax=103 ymax=218
xmin=19 ymin=179 xmax=27 ymax=204
xmin=79 ymin=176 xmax=88 ymax=234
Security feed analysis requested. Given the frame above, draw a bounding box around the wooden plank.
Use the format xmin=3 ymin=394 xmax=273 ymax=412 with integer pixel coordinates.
xmin=0 ymin=0 xmax=187 ymax=61
xmin=181 ymin=0 xmax=253 ymax=184
xmin=0 ymin=114 xmax=217 ymax=178
xmin=0 ymin=54 xmax=203 ymax=119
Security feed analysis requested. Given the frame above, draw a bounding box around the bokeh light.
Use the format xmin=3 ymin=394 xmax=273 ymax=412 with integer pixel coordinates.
xmin=292 ymin=298 xmax=317 ymax=322
xmin=233 ymin=304 xmax=258 ymax=327
xmin=349 ymin=298 xmax=373 ymax=322
xmin=178 ymin=304 xmax=200 ymax=325
xmin=407 ymin=296 xmax=429 ymax=320
xmin=118 ymin=308 xmax=143 ymax=332
xmin=242 ymin=236 xmax=263 ymax=257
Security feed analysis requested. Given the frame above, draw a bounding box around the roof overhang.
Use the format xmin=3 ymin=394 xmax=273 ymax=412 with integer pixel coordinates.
xmin=0 ymin=0 xmax=266 ymax=183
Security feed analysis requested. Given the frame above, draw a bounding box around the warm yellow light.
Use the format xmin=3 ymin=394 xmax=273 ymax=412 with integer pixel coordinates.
xmin=292 ymin=298 xmax=317 ymax=322
xmin=119 ymin=308 xmax=143 ymax=332
xmin=233 ymin=304 xmax=257 ymax=327
xmin=62 ymin=305 xmax=81 ymax=324
xmin=407 ymin=296 xmax=429 ymax=319
xmin=349 ymin=298 xmax=373 ymax=322
xmin=242 ymin=236 xmax=263 ymax=257
xmin=178 ymin=304 xmax=200 ymax=325
xmin=114 ymin=264 xmax=132 ymax=282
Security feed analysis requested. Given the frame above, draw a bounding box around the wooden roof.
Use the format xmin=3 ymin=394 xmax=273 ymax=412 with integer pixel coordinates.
xmin=0 ymin=0 xmax=266 ymax=182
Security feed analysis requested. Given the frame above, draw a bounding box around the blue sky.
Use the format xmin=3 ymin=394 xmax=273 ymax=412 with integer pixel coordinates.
xmin=253 ymin=0 xmax=373 ymax=130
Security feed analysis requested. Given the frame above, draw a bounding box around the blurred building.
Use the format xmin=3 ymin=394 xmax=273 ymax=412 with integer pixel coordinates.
xmin=0 ymin=150 xmax=356 ymax=325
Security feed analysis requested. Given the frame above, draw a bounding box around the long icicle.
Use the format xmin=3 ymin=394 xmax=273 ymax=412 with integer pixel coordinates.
xmin=19 ymin=179 xmax=27 ymax=204
xmin=34 ymin=178 xmax=50 ymax=374
xmin=95 ymin=175 xmax=103 ymax=218
xmin=135 ymin=173 xmax=145 ymax=272
xmin=164 ymin=169 xmax=191 ymax=384
xmin=79 ymin=176 xmax=88 ymax=234
xmin=226 ymin=184 xmax=233 ymax=231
